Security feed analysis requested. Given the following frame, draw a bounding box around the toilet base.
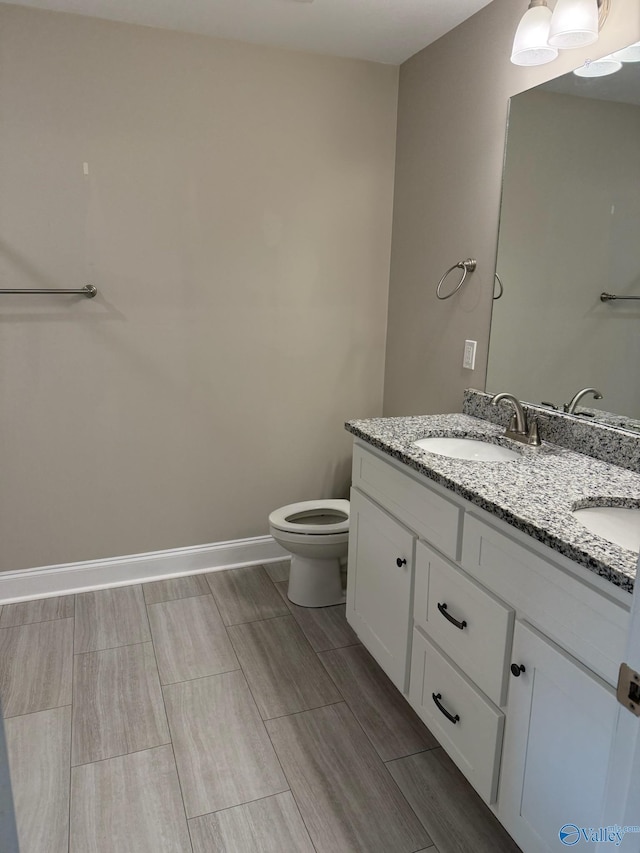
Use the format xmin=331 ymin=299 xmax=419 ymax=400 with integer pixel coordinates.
xmin=287 ymin=555 xmax=345 ymax=608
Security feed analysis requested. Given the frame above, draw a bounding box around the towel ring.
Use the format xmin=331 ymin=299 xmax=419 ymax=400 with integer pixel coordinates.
xmin=436 ymin=259 xmax=477 ymax=300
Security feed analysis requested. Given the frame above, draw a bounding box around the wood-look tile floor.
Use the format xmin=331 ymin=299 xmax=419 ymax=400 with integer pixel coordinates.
xmin=0 ymin=560 xmax=520 ymax=853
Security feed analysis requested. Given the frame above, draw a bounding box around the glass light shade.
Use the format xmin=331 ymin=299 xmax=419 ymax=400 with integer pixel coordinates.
xmin=548 ymin=0 xmax=599 ymax=48
xmin=511 ymin=4 xmax=558 ymax=66
xmin=573 ymin=55 xmax=622 ymax=76
xmin=611 ymin=41 xmax=640 ymax=62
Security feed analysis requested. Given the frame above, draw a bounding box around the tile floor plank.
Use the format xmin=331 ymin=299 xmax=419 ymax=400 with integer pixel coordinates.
xmin=163 ymin=670 xmax=288 ymax=818
xmin=147 ymin=595 xmax=239 ymax=685
xmin=0 ymin=595 xmax=74 ymax=629
xmin=72 ymin=642 xmax=170 ymax=766
xmin=207 ymin=565 xmax=289 ymax=626
xmin=275 ymin=581 xmax=358 ymax=652
xmin=143 ymin=574 xmax=211 ymax=605
xmin=70 ymin=745 xmax=192 ymax=853
xmin=74 ymin=586 xmax=150 ymax=653
xmin=387 ymin=749 xmax=521 ymax=853
xmin=0 ymin=618 xmax=73 ymax=717
xmin=319 ymin=644 xmax=438 ymax=761
xmin=189 ymin=792 xmax=314 ymax=853
xmin=266 ymin=702 xmax=430 ymax=853
xmin=264 ymin=561 xmax=291 ymax=584
xmin=5 ymin=706 xmax=71 ymax=853
xmin=228 ymin=615 xmax=342 ymax=720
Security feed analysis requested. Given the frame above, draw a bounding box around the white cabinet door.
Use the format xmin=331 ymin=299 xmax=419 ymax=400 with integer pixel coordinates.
xmin=499 ymin=621 xmax=618 ymax=853
xmin=346 ymin=488 xmax=415 ymax=691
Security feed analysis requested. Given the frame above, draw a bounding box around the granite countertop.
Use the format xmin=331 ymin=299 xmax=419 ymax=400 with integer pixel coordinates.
xmin=345 ymin=413 xmax=640 ymax=594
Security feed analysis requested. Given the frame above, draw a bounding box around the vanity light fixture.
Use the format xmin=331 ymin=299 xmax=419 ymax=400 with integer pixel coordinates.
xmin=511 ymin=0 xmax=558 ymax=66
xmin=511 ymin=0 xmax=612 ymax=67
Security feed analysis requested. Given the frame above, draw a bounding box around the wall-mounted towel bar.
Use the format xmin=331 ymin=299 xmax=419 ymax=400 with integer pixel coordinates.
xmin=436 ymin=259 xmax=477 ymax=300
xmin=0 ymin=285 xmax=97 ymax=298
xmin=600 ymin=292 xmax=640 ymax=302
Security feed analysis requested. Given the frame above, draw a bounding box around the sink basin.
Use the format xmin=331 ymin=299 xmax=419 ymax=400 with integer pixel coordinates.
xmin=413 ymin=437 xmax=520 ymax=462
xmin=572 ymin=507 xmax=640 ymax=552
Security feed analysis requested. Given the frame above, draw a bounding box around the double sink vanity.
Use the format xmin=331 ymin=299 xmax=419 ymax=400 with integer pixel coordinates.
xmin=344 ymin=390 xmax=640 ymax=853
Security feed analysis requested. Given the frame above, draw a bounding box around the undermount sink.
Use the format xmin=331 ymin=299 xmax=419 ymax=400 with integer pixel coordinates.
xmin=572 ymin=506 xmax=640 ymax=553
xmin=413 ymin=437 xmax=520 ymax=462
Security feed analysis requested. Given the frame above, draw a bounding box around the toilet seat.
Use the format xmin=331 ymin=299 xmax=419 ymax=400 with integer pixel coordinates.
xmin=268 ymin=499 xmax=349 ymax=535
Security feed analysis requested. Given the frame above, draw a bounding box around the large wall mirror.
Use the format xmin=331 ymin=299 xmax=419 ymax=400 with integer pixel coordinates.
xmin=486 ymin=44 xmax=640 ymax=432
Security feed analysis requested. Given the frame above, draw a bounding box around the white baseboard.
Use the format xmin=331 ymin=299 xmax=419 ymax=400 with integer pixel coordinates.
xmin=0 ymin=536 xmax=289 ymax=604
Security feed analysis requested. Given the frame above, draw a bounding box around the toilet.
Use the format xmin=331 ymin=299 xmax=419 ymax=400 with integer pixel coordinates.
xmin=268 ymin=499 xmax=350 ymax=607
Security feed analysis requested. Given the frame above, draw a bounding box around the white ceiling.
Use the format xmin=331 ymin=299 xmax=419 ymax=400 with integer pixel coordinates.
xmin=7 ymin=0 xmax=495 ymax=65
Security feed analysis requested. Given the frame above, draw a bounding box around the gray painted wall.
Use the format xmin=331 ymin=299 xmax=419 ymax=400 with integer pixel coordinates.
xmin=383 ymin=0 xmax=640 ymax=416
xmin=0 ymin=4 xmax=398 ymax=571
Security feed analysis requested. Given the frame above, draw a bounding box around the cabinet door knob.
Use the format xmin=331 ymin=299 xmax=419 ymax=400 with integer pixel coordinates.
xmin=437 ymin=602 xmax=467 ymax=630
xmin=396 ymin=557 xmax=407 ymax=568
xmin=510 ymin=663 xmax=526 ymax=677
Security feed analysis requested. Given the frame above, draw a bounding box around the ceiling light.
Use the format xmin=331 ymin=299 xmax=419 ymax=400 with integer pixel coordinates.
xmin=548 ymin=0 xmax=599 ymax=48
xmin=511 ymin=0 xmax=559 ymax=66
xmin=611 ymin=41 xmax=640 ymax=62
xmin=573 ymin=55 xmax=622 ymax=76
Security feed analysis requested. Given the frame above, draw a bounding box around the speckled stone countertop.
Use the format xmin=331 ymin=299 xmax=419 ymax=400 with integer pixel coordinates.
xmin=345 ymin=414 xmax=640 ymax=594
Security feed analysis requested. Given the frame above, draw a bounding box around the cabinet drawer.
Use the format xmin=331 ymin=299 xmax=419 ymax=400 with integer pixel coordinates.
xmin=352 ymin=444 xmax=462 ymax=560
xmin=409 ymin=628 xmax=504 ymax=804
xmin=461 ymin=515 xmax=629 ymax=686
xmin=414 ymin=541 xmax=514 ymax=707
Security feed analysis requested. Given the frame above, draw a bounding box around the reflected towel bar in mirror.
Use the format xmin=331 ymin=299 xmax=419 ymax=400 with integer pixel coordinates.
xmin=600 ymin=292 xmax=640 ymax=302
xmin=436 ymin=258 xmax=477 ymax=300
xmin=0 ymin=285 xmax=97 ymax=298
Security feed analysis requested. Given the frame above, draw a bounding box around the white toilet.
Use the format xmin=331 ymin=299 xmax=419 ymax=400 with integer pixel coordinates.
xmin=268 ymin=499 xmax=350 ymax=607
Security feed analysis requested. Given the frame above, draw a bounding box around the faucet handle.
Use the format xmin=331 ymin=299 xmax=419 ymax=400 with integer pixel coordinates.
xmin=527 ymin=419 xmax=541 ymax=447
xmin=507 ymin=413 xmax=519 ymax=433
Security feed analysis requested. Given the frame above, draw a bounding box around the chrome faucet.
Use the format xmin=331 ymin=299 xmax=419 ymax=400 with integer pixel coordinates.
xmin=563 ymin=387 xmax=603 ymax=415
xmin=490 ymin=392 xmax=541 ymax=446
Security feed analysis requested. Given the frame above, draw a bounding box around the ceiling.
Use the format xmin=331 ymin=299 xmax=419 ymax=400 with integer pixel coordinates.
xmin=7 ymin=0 xmax=495 ymax=65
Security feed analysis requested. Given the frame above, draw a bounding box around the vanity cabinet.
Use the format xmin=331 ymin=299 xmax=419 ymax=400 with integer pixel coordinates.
xmin=346 ymin=441 xmax=630 ymax=853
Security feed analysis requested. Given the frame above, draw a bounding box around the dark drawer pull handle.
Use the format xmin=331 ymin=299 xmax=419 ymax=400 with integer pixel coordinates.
xmin=432 ymin=692 xmax=460 ymax=724
xmin=437 ymin=602 xmax=467 ymax=630
xmin=396 ymin=557 xmax=407 ymax=568
xmin=511 ymin=663 xmax=526 ymax=677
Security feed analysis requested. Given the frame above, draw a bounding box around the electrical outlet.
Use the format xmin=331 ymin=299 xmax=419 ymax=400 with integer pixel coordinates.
xmin=463 ymin=340 xmax=477 ymax=370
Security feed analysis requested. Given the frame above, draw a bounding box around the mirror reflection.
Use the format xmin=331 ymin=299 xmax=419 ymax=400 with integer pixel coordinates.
xmin=487 ymin=49 xmax=640 ymax=430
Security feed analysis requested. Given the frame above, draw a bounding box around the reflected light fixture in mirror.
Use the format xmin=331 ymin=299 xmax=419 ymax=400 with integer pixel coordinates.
xmin=573 ymin=39 xmax=640 ymax=76
xmin=574 ymin=55 xmax=622 ymax=75
xmin=612 ymin=41 xmax=640 ymax=62
xmin=511 ymin=0 xmax=611 ymax=67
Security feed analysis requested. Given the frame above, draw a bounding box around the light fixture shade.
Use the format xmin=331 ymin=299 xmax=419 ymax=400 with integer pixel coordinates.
xmin=511 ymin=4 xmax=559 ymax=66
xmin=611 ymin=41 xmax=640 ymax=62
xmin=548 ymin=0 xmax=599 ymax=49
xmin=573 ymin=55 xmax=622 ymax=76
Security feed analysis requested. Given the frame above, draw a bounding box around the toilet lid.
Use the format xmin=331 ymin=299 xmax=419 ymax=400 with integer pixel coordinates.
xmin=269 ymin=499 xmax=350 ymax=535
